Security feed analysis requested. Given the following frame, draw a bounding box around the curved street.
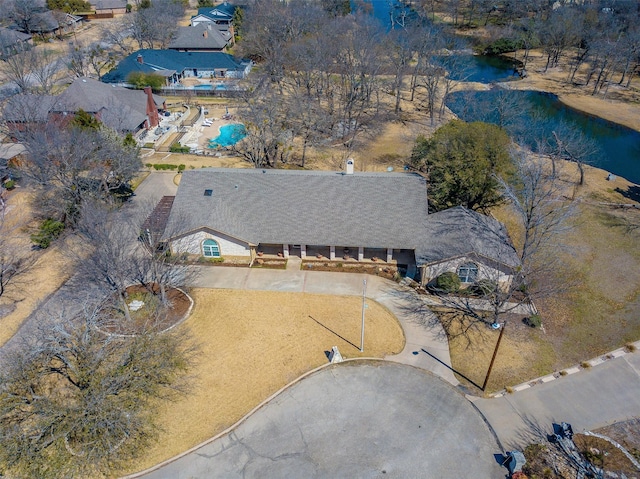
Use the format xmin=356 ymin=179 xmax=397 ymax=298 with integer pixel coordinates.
xmin=140 ymin=362 xmax=504 ymax=479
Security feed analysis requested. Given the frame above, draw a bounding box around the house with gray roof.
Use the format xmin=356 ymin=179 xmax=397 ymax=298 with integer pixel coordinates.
xmin=0 ymin=28 xmax=32 ymax=59
xmin=160 ymin=164 xmax=519 ymax=286
xmin=169 ymin=24 xmax=232 ymax=52
xmin=3 ymin=77 xmax=166 ymax=133
xmin=102 ymin=49 xmax=251 ymax=85
xmin=417 ymin=206 xmax=520 ymax=287
xmin=90 ymin=0 xmax=128 ymax=14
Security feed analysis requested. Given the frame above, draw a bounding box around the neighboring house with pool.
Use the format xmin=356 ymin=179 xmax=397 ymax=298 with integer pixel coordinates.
xmin=102 ymin=49 xmax=252 ymax=86
xmin=151 ymin=164 xmax=519 ymax=287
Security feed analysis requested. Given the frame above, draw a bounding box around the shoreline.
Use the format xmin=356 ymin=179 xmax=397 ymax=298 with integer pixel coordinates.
xmin=500 ymin=51 xmax=640 ymax=133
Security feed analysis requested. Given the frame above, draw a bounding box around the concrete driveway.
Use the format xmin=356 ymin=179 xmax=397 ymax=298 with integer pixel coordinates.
xmin=473 ymin=351 xmax=640 ymax=448
xmin=138 ymin=362 xmax=504 ymax=479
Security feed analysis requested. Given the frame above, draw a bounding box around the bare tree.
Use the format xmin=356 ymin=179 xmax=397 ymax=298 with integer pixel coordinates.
xmin=72 ymin=201 xmax=139 ymax=322
xmin=16 ymin=123 xmax=141 ymax=225
xmin=130 ymin=0 xmax=184 ymax=49
xmin=234 ymin=81 xmax=295 ymax=168
xmin=67 ymin=42 xmax=116 ymax=80
xmin=4 ymin=0 xmax=48 ymax=35
xmin=548 ymin=123 xmax=600 ymax=186
xmin=99 ymin=17 xmax=137 ymax=57
xmin=0 ymin=302 xmax=196 ymax=478
xmin=430 ymin=147 xmax=575 ymax=348
xmin=134 ymin=199 xmax=198 ymax=307
xmin=1 ymin=47 xmax=61 ymax=93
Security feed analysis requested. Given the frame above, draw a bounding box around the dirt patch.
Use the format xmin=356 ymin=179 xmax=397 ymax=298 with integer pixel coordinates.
xmin=100 ymin=285 xmax=191 ymax=335
xmin=596 ymin=419 xmax=640 ymax=467
xmin=119 ymin=288 xmax=404 ymax=475
xmin=573 ymin=433 xmax=640 ymax=477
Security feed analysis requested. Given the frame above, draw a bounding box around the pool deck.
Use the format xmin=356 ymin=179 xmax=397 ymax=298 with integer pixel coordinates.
xmin=195 ymin=106 xmax=237 ymax=151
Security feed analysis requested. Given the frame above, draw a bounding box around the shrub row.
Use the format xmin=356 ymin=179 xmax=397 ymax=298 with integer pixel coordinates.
xmin=145 ymin=164 xmax=186 ymax=172
xmin=169 ymin=145 xmax=191 ymax=153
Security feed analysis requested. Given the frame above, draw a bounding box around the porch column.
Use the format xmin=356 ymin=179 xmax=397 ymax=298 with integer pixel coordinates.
xmin=329 ymin=246 xmax=335 ymax=260
xmin=283 ymin=244 xmax=289 ymax=258
xmin=358 ymin=246 xmax=364 ymax=261
xmin=300 ymin=245 xmax=307 ymax=258
xmin=386 ymin=248 xmax=393 ymax=262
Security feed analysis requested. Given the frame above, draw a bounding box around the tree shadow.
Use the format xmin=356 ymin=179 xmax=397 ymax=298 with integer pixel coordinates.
xmin=308 ymin=315 xmax=359 ymax=351
xmin=615 ymin=185 xmax=640 ymax=203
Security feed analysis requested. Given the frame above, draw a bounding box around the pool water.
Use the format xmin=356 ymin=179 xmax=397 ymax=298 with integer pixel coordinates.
xmin=208 ymin=124 xmax=247 ymax=148
xmin=193 ymin=84 xmax=227 ymax=90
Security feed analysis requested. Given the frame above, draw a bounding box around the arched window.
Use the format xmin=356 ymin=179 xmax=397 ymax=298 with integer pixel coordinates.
xmin=202 ymin=239 xmax=221 ymax=257
xmin=457 ymin=263 xmax=478 ymax=283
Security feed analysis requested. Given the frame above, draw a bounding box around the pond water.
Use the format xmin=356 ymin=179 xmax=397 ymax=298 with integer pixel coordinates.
xmin=447 ymin=89 xmax=640 ymax=184
xmin=208 ymin=124 xmax=247 ymax=148
xmin=445 ymin=55 xmax=519 ymax=83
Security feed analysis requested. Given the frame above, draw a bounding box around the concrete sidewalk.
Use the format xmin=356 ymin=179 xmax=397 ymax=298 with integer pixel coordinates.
xmin=193 ymin=266 xmax=459 ymax=385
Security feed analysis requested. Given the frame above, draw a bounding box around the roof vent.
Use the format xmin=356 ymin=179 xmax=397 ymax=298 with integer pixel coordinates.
xmin=345 ymin=158 xmax=354 ymax=175
xmin=204 ymin=189 xmax=213 ymax=196
xmin=82 ymin=79 xmax=87 ymax=82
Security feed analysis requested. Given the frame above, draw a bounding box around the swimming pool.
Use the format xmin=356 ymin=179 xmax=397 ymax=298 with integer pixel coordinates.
xmin=193 ymin=84 xmax=227 ymax=90
xmin=208 ymin=124 xmax=247 ymax=148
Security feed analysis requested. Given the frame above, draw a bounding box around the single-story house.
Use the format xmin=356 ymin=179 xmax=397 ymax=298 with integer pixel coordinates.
xmin=0 ymin=28 xmax=32 ymax=59
xmin=101 ymin=49 xmax=252 ymax=84
xmin=90 ymin=0 xmax=128 ymax=15
xmin=14 ymin=11 xmax=82 ymax=36
xmin=191 ymin=2 xmax=236 ymax=35
xmin=0 ymin=142 xmax=26 ymax=180
xmin=158 ymin=165 xmax=519 ymax=286
xmin=169 ymin=24 xmax=232 ymax=52
xmin=3 ymin=77 xmax=166 ymax=133
xmin=417 ymin=206 xmax=520 ymax=288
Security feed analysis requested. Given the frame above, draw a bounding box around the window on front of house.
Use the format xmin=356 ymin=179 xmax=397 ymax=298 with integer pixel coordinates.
xmin=457 ymin=263 xmax=478 ymax=283
xmin=203 ymin=239 xmax=220 ymax=257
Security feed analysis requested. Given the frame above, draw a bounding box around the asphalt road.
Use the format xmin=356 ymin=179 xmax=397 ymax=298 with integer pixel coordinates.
xmin=138 ymin=362 xmax=505 ymax=479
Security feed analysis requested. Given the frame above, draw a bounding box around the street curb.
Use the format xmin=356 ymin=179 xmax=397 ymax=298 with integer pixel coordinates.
xmin=119 ymin=357 xmax=381 ymax=478
xmin=491 ymin=340 xmax=640 ymax=398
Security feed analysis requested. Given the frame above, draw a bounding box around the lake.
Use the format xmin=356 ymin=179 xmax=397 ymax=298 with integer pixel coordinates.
xmin=447 ymin=89 xmax=640 ymax=184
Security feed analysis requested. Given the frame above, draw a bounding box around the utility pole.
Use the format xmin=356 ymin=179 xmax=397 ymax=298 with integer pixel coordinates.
xmin=482 ymin=321 xmax=506 ymax=391
xmin=360 ymin=278 xmax=367 ymax=352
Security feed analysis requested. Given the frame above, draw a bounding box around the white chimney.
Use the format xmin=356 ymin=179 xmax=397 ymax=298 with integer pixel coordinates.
xmin=345 ymin=158 xmax=354 ymax=175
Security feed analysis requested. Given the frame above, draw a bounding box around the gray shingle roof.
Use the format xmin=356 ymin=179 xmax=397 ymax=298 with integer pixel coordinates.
xmin=53 ymin=77 xmax=165 ymax=131
xmin=169 ymin=24 xmax=230 ymax=51
xmin=416 ymin=206 xmax=519 ymax=268
xmin=3 ymin=78 xmax=165 ymax=131
xmin=91 ymin=0 xmax=127 ymax=9
xmin=3 ymin=94 xmax=57 ymax=123
xmin=0 ymin=28 xmax=31 ymax=50
xmin=165 ymin=168 xmax=430 ymax=249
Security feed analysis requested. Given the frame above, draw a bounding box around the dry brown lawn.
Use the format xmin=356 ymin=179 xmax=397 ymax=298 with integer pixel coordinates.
xmin=122 ymin=288 xmax=404 ymax=475
xmin=448 ymin=162 xmax=640 ymax=394
xmin=0 ymin=191 xmax=73 ymax=346
xmin=142 ymin=151 xmax=249 ymax=169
